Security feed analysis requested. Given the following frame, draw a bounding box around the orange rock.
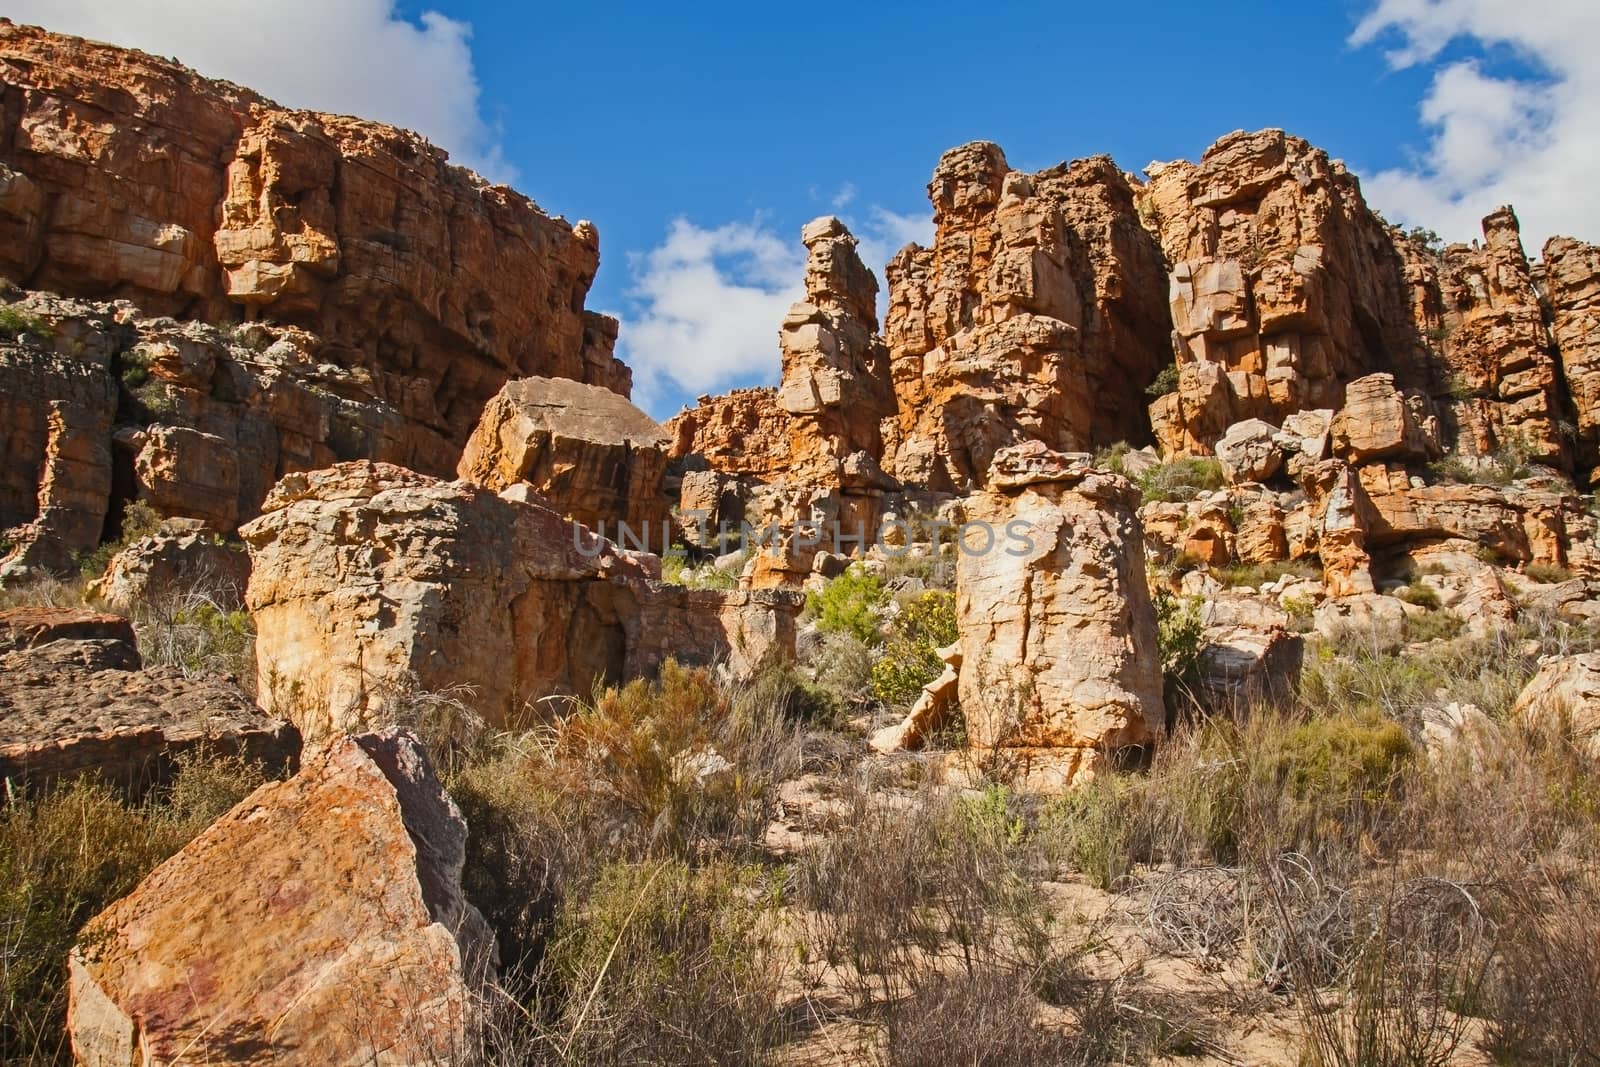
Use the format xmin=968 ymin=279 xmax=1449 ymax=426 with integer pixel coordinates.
xmin=67 ymin=730 xmax=491 ymax=1066
xmin=458 ymin=376 xmax=671 ymax=533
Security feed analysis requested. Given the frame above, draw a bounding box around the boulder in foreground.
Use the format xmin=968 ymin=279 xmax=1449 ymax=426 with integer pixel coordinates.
xmin=68 ymin=729 xmax=493 ymax=1067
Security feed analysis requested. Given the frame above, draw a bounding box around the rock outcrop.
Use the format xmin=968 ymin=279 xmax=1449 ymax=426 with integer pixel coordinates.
xmin=774 ymin=215 xmax=897 ymax=483
xmin=1512 ymin=652 xmax=1600 ymax=758
xmin=0 ymin=23 xmax=632 ymax=579
xmin=0 ymin=22 xmax=625 ymax=402
xmin=67 ymin=730 xmax=491 ymax=1066
xmin=954 ymin=442 xmax=1163 ymax=787
xmin=242 ymin=463 xmax=801 ymax=738
xmin=883 ymin=144 xmax=1171 ymax=490
xmin=458 ymin=375 xmax=671 ymax=532
xmin=0 ymin=607 xmax=296 ymax=793
xmin=88 ymin=521 xmax=252 ymax=611
xmin=1542 ymin=236 xmax=1600 ymax=476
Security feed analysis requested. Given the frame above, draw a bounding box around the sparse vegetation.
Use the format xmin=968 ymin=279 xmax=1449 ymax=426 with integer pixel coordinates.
xmin=75 ymin=499 xmax=163 ymax=580
xmin=807 ymin=563 xmax=887 ymax=645
xmin=1137 ymin=456 xmax=1225 ymax=504
xmin=1145 ymin=363 xmax=1180 ymax=399
xmin=0 ymin=752 xmax=272 ymax=1063
xmin=869 ymin=590 xmax=957 ymax=707
xmin=0 ymin=304 xmax=52 ymax=341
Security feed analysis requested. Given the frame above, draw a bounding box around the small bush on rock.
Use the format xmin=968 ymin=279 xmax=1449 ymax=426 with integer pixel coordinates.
xmin=807 ymin=564 xmax=886 ymax=646
xmin=1138 ymin=457 xmax=1225 ymax=504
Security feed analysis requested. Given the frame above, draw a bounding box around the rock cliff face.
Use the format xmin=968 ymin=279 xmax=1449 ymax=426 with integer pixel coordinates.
xmin=0 ymin=22 xmax=646 ymax=580
xmin=0 ymin=22 xmax=626 ymax=414
xmin=883 ymin=144 xmax=1171 ymax=490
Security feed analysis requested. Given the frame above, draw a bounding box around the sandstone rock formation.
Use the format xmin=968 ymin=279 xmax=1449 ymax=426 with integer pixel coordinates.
xmin=774 ymin=215 xmax=897 ymax=482
xmin=1542 ymin=236 xmax=1600 ymax=475
xmin=882 ymin=144 xmax=1171 ymax=490
xmin=67 ymin=730 xmax=491 ymax=1066
xmin=0 ymin=22 xmax=625 ymax=408
xmin=89 ymin=522 xmax=252 ymax=612
xmin=1512 ymin=652 xmax=1600 ymax=758
xmin=242 ymin=463 xmax=801 ymax=737
xmin=0 ymin=607 xmax=296 ymax=792
xmin=954 ymin=442 xmax=1163 ymax=787
xmin=458 ymin=375 xmax=671 ymax=532
xmin=0 ymin=22 xmax=633 ymax=578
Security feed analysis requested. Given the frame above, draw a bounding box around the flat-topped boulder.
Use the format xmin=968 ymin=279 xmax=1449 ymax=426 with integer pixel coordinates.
xmin=457 ymin=375 xmax=671 ymax=532
xmin=0 ymin=607 xmax=297 ymax=793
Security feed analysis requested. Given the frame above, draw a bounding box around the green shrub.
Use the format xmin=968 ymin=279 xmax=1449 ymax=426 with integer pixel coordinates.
xmin=870 ymin=590 xmax=958 ymax=707
xmin=1041 ymin=775 xmax=1137 ymax=890
xmin=1145 ymin=363 xmax=1181 ymax=399
xmin=1525 ymin=562 xmax=1574 ymax=584
xmin=1214 ymin=559 xmax=1321 ymax=588
xmin=661 ymin=549 xmax=743 ymax=589
xmin=1092 ymin=440 xmax=1132 ymax=474
xmin=808 ymin=563 xmax=886 ymax=646
xmin=1282 ymin=594 xmax=1317 ymax=633
xmin=0 ymin=304 xmax=52 ymax=341
xmin=76 ymin=499 xmax=164 ymax=579
xmin=1155 ymin=589 xmax=1205 ymax=702
xmin=1405 ymin=608 xmax=1466 ymax=643
xmin=1138 ymin=457 xmax=1225 ymax=504
xmin=1395 ymin=580 xmax=1441 ymax=610
xmin=1274 ymin=716 xmax=1412 ymax=805
xmin=118 ymin=347 xmax=151 ymax=390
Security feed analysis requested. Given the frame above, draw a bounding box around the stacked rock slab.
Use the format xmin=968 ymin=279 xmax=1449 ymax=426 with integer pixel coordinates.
xmin=954 ymin=442 xmax=1164 ymax=788
xmin=1424 ymin=208 xmax=1565 ymax=463
xmin=667 ymin=216 xmax=900 ymax=547
xmin=1139 ymin=129 xmax=1432 ymax=454
xmin=0 ymin=607 xmax=297 ymax=793
xmin=457 ymin=375 xmax=672 ymax=533
xmin=883 ymin=143 xmax=1171 ymax=491
xmin=242 ymin=463 xmax=801 ymax=738
xmin=67 ymin=730 xmax=492 ymax=1067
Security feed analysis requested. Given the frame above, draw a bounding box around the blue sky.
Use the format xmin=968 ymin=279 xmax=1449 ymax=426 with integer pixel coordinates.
xmin=14 ymin=1 xmax=1600 ymax=419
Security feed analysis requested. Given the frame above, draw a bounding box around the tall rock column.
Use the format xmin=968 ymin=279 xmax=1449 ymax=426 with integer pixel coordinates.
xmin=955 ymin=441 xmax=1163 ymax=789
xmin=774 ymin=215 xmax=897 ymax=482
xmin=883 ymin=143 xmax=1170 ymax=491
xmin=1542 ymin=236 xmax=1600 ymax=477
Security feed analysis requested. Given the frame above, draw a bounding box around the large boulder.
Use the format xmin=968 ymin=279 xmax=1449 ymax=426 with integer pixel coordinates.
xmin=954 ymin=442 xmax=1163 ymax=788
xmin=242 ymin=463 xmax=801 ymax=739
xmin=1214 ymin=418 xmax=1283 ymax=484
xmin=0 ymin=607 xmax=297 ymax=793
xmin=89 ymin=523 xmax=252 ymax=612
xmin=457 ymin=375 xmax=671 ymax=534
xmin=67 ymin=730 xmax=492 ymax=1067
xmin=1512 ymin=653 xmax=1600 ymax=757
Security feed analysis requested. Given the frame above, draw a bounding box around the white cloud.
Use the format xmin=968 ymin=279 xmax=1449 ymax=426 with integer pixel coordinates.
xmin=619 ymin=219 xmax=806 ymax=416
xmin=6 ymin=0 xmax=514 ymax=183
xmin=831 ymin=182 xmax=857 ymax=209
xmin=1351 ymin=0 xmax=1600 ymax=246
xmin=853 ymin=207 xmax=935 ymax=283
xmin=619 ymin=206 xmax=933 ymax=418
